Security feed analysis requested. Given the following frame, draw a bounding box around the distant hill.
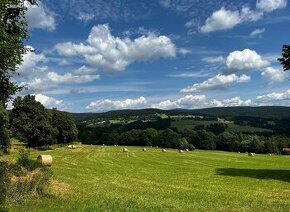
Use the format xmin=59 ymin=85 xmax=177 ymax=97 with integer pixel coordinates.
xmin=72 ymin=106 xmax=290 ymax=121
xmin=193 ymin=106 xmax=290 ymax=119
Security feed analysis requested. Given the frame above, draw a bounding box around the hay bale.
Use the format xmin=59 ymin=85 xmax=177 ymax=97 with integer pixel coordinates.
xmin=185 ymin=149 xmax=189 ymax=152
xmin=179 ymin=150 xmax=184 ymax=153
xmin=37 ymin=155 xmax=52 ymax=166
xmin=248 ymin=152 xmax=254 ymax=157
xmin=68 ymin=145 xmax=72 ymax=149
xmin=123 ymin=148 xmax=128 ymax=152
xmin=72 ymin=145 xmax=76 ymax=149
xmin=142 ymin=148 xmax=147 ymax=152
xmin=162 ymin=149 xmax=166 ymax=152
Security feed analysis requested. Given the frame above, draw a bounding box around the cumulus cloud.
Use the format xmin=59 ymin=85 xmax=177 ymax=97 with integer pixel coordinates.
xmin=17 ymin=50 xmax=46 ymax=75
xmin=25 ymin=2 xmax=56 ymax=31
xmin=226 ymin=49 xmax=269 ymax=71
xmin=86 ymin=96 xmax=148 ymax=111
xmin=152 ymin=95 xmax=207 ymax=110
xmin=256 ymin=0 xmax=287 ymax=12
xmin=47 ymin=72 xmax=100 ymax=84
xmin=211 ymin=97 xmax=252 ymax=107
xmin=180 ymin=74 xmax=250 ymax=93
xmin=55 ymin=24 xmax=176 ymax=72
xmin=199 ymin=0 xmax=286 ymax=33
xmin=34 ymin=93 xmax=63 ymax=109
xmin=152 ymin=95 xmax=253 ymax=110
xmin=256 ymin=89 xmax=290 ymax=104
xmin=200 ymin=8 xmax=241 ymax=33
xmin=262 ymin=67 xmax=288 ymax=83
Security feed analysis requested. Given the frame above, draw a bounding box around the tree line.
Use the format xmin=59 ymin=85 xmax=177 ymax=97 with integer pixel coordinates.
xmin=77 ymin=125 xmax=290 ymax=154
xmin=0 ymin=95 xmax=78 ymax=152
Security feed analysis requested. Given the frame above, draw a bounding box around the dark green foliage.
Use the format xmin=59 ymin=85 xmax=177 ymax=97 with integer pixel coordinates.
xmin=278 ymin=44 xmax=290 ymax=71
xmin=0 ymin=161 xmax=9 ymax=204
xmin=0 ymin=0 xmax=36 ymax=103
xmin=206 ymin=123 xmax=228 ymax=135
xmin=10 ymin=95 xmax=54 ymax=147
xmin=159 ymin=129 xmax=180 ymax=148
xmin=49 ymin=109 xmax=78 ymax=144
xmin=0 ymin=104 xmax=10 ymax=153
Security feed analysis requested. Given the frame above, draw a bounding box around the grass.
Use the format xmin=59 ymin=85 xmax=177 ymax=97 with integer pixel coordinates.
xmin=1 ymin=145 xmax=290 ymax=211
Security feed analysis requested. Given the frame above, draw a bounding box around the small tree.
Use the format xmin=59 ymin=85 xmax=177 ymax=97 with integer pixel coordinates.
xmin=278 ymin=44 xmax=290 ymax=71
xmin=10 ymin=95 xmax=54 ymax=147
xmin=0 ymin=104 xmax=10 ymax=153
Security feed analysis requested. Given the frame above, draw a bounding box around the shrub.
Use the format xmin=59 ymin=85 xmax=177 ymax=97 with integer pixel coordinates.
xmin=0 ymin=151 xmax=53 ymax=203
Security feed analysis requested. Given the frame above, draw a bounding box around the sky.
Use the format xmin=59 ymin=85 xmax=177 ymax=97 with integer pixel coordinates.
xmin=12 ymin=0 xmax=290 ymax=112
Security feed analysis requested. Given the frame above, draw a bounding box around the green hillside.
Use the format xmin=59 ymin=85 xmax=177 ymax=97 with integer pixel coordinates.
xmin=72 ymin=106 xmax=290 ymax=121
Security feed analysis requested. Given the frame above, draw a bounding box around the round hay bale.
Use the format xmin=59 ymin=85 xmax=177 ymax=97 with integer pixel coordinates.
xmin=68 ymin=145 xmax=72 ymax=149
xmin=179 ymin=150 xmax=184 ymax=153
xmin=123 ymin=148 xmax=128 ymax=152
xmin=142 ymin=148 xmax=147 ymax=152
xmin=72 ymin=145 xmax=76 ymax=149
xmin=185 ymin=149 xmax=189 ymax=152
xmin=37 ymin=155 xmax=52 ymax=166
xmin=248 ymin=152 xmax=254 ymax=157
xmin=162 ymin=149 xmax=166 ymax=152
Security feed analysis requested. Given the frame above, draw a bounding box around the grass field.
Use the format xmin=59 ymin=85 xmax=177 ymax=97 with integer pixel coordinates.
xmin=1 ymin=145 xmax=290 ymax=211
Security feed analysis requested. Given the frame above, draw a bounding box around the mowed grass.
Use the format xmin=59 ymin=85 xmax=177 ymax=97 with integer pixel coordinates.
xmin=1 ymin=145 xmax=290 ymax=211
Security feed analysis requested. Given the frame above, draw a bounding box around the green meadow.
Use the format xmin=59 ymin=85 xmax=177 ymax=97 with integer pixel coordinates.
xmin=1 ymin=145 xmax=290 ymax=211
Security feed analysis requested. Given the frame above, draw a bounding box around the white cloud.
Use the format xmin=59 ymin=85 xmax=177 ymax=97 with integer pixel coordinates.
xmin=262 ymin=67 xmax=288 ymax=83
xmin=77 ymin=13 xmax=95 ymax=22
xmin=199 ymin=0 xmax=286 ymax=33
xmin=34 ymin=93 xmax=63 ymax=109
xmin=152 ymin=95 xmax=253 ymax=110
xmin=200 ymin=8 xmax=241 ymax=33
xmin=25 ymin=2 xmax=56 ymax=31
xmin=202 ymin=56 xmax=225 ymax=64
xmin=86 ymin=96 xmax=148 ymax=111
xmin=226 ymin=49 xmax=269 ymax=71
xmin=47 ymin=72 xmax=100 ymax=84
xmin=152 ymin=95 xmax=207 ymax=110
xmin=17 ymin=50 xmax=46 ymax=75
xmin=73 ymin=66 xmax=98 ymax=75
xmin=55 ymin=24 xmax=176 ymax=72
xmin=256 ymin=0 xmax=287 ymax=12
xmin=250 ymin=28 xmax=266 ymax=36
xmin=211 ymin=97 xmax=252 ymax=107
xmin=180 ymin=74 xmax=250 ymax=93
xmin=256 ymin=89 xmax=290 ymax=103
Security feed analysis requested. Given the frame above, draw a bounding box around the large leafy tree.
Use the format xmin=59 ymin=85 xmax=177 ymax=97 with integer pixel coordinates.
xmin=278 ymin=45 xmax=290 ymax=71
xmin=10 ymin=95 xmax=54 ymax=147
xmin=0 ymin=0 xmax=36 ymax=104
xmin=49 ymin=109 xmax=78 ymax=144
xmin=0 ymin=0 xmax=36 ymax=152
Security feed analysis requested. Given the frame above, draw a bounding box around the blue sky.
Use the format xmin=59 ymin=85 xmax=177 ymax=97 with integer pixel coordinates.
xmin=13 ymin=0 xmax=290 ymax=112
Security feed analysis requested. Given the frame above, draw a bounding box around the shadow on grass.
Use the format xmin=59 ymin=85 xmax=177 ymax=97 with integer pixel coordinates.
xmin=216 ymin=168 xmax=290 ymax=183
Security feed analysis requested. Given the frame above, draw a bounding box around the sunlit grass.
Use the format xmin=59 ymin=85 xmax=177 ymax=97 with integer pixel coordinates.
xmin=1 ymin=145 xmax=290 ymax=211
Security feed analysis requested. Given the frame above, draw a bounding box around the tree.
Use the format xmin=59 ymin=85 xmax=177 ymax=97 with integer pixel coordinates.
xmin=49 ymin=109 xmax=78 ymax=144
xmin=0 ymin=104 xmax=10 ymax=153
xmin=278 ymin=45 xmax=290 ymax=71
xmin=10 ymin=95 xmax=54 ymax=147
xmin=0 ymin=0 xmax=36 ymax=104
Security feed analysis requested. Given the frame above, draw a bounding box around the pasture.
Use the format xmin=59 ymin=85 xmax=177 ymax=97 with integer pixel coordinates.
xmin=1 ymin=145 xmax=290 ymax=211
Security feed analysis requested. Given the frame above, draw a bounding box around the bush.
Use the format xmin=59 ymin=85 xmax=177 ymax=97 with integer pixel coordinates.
xmin=0 ymin=151 xmax=52 ymax=203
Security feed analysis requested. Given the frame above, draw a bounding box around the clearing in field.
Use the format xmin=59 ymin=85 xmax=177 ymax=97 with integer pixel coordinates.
xmin=2 ymin=145 xmax=290 ymax=211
